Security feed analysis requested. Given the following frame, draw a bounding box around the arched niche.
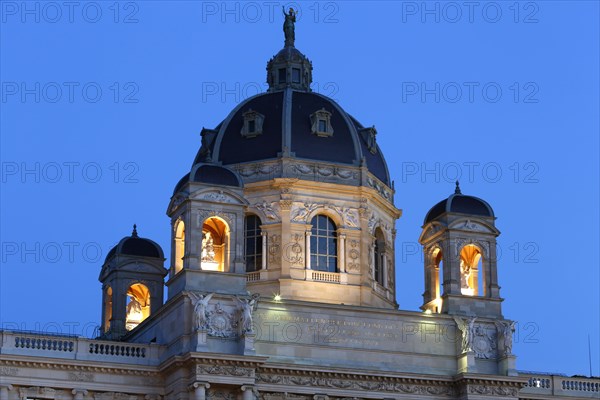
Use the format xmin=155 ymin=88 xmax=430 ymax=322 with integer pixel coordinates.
xmin=174 ymin=219 xmax=185 ymax=274
xmin=125 ymin=283 xmax=150 ymax=331
xmin=103 ymin=286 xmax=112 ymax=332
xmin=201 ymin=216 xmax=230 ymax=272
xmin=459 ymin=244 xmax=484 ymax=296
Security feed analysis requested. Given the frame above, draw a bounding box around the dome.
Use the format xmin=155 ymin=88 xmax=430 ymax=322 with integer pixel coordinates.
xmin=191 ymin=90 xmax=390 ymax=187
xmin=105 ymin=225 xmax=164 ymax=261
xmin=175 ymin=15 xmax=392 ymax=196
xmin=424 ymin=182 xmax=494 ymax=224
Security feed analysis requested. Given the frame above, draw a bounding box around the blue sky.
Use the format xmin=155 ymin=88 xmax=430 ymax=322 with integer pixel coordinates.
xmin=1 ymin=1 xmax=598 ymax=376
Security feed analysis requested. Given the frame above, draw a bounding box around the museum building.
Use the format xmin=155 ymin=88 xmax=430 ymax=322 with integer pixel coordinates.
xmin=1 ymin=12 xmax=598 ymax=400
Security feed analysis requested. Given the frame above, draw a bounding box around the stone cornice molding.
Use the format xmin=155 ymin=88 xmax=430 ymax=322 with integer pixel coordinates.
xmin=0 ymin=358 xmax=158 ymax=377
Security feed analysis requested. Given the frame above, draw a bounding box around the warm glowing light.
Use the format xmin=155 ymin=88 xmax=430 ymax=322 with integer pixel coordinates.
xmin=201 ymin=261 xmax=220 ymax=271
xmin=435 ymin=297 xmax=443 ymax=313
xmin=273 ymin=294 xmax=282 ymax=302
xmin=424 ymin=309 xmax=432 ymax=314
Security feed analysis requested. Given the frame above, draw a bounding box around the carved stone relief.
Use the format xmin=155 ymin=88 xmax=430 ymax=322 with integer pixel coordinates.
xmin=255 ymin=374 xmax=457 ymax=396
xmin=254 ymin=201 xmax=281 ymax=221
xmin=197 ymin=210 xmax=236 ymax=228
xmin=347 ymin=240 xmax=360 ymax=272
xmin=366 ymin=176 xmax=391 ymax=200
xmin=67 ymin=371 xmax=94 ymax=382
xmin=197 ymin=364 xmax=254 ymax=377
xmin=206 ymin=302 xmax=237 ymax=338
xmin=237 ymin=163 xmax=281 ymax=178
xmin=268 ymin=234 xmax=281 ymax=266
xmin=201 ymin=191 xmax=234 ymax=203
xmin=454 ymin=238 xmax=490 ymax=258
xmin=207 ymin=390 xmax=235 ymax=400
xmin=454 ymin=317 xmax=497 ymax=359
xmin=291 ymin=202 xmax=359 ymax=228
xmin=284 ymin=234 xmax=304 ymax=267
xmin=0 ymin=366 xmax=18 ymax=376
xmin=290 ymin=203 xmax=319 ymax=223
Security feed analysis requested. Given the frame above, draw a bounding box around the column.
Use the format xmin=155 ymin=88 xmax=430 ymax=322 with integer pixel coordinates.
xmin=261 ymin=232 xmax=267 ymax=270
xmin=382 ymin=248 xmax=388 ymax=287
xmin=0 ymin=386 xmax=13 ymax=400
xmin=338 ymin=233 xmax=346 ymax=273
xmin=305 ymin=230 xmax=311 ymax=270
xmin=241 ymin=386 xmax=255 ymax=400
xmin=72 ymin=390 xmax=88 ymax=400
xmin=190 ymin=382 xmax=210 ymax=400
xmin=370 ymin=238 xmax=376 ymax=279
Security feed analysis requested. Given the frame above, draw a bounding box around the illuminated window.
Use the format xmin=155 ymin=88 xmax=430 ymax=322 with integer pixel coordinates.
xmin=125 ymin=283 xmax=150 ymax=331
xmin=104 ymin=286 xmax=112 ymax=332
xmin=174 ymin=219 xmax=185 ymax=274
xmin=459 ymin=244 xmax=483 ymax=296
xmin=201 ymin=217 xmax=229 ymax=271
xmin=310 ymin=215 xmax=337 ymax=272
xmin=245 ymin=215 xmax=262 ymax=272
xmin=433 ymin=248 xmax=443 ymax=313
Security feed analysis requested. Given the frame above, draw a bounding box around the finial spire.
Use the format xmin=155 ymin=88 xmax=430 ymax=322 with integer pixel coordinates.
xmin=282 ymin=6 xmax=296 ymax=47
xmin=132 ymin=224 xmax=138 ymax=237
xmin=455 ymin=181 xmax=462 ymax=195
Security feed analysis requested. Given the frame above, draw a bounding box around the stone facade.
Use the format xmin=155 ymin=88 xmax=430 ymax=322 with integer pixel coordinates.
xmin=1 ymin=18 xmax=598 ymax=400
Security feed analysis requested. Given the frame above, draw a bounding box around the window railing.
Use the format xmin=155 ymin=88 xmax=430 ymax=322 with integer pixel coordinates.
xmin=309 ymin=270 xmax=340 ymax=283
xmin=246 ymin=271 xmax=261 ymax=282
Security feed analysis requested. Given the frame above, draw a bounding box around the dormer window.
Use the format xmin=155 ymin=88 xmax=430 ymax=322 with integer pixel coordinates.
xmin=310 ymin=108 xmax=334 ymax=137
xmin=292 ymin=68 xmax=301 ymax=83
xmin=360 ymin=126 xmax=378 ymax=154
xmin=278 ymin=68 xmax=286 ymax=84
xmin=241 ymin=109 xmax=265 ymax=138
xmin=318 ymin=119 xmax=327 ymax=132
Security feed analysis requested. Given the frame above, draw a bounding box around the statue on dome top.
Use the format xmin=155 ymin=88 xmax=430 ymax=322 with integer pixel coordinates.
xmin=283 ymin=7 xmax=296 ymax=47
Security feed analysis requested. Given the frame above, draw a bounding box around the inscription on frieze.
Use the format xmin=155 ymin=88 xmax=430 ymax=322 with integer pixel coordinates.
xmin=253 ymin=310 xmax=461 ymax=353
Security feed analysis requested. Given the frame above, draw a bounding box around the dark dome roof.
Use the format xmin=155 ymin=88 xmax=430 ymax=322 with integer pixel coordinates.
xmin=172 ymin=165 xmax=242 ymax=195
xmin=424 ymin=183 xmax=494 ymax=224
xmin=191 ymin=90 xmax=390 ymax=186
xmin=105 ymin=225 xmax=164 ymax=261
xmin=193 ymin=164 xmax=242 ymax=187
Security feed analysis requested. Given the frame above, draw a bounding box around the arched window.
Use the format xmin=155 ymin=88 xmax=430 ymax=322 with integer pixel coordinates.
xmin=310 ymin=215 xmax=337 ymax=272
xmin=433 ymin=248 xmax=443 ymax=313
xmin=459 ymin=244 xmax=483 ymax=296
xmin=201 ymin=217 xmax=229 ymax=271
xmin=125 ymin=283 xmax=150 ymax=331
xmin=374 ymin=228 xmax=385 ymax=285
xmin=104 ymin=286 xmax=112 ymax=332
xmin=245 ymin=215 xmax=262 ymax=272
xmin=174 ymin=219 xmax=185 ymax=274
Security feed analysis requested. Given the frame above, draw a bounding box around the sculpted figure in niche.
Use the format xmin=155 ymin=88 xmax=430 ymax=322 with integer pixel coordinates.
xmin=126 ymin=296 xmax=142 ymax=320
xmin=190 ymin=292 xmax=214 ymax=330
xmin=201 ymin=232 xmax=215 ymax=262
xmin=234 ymin=294 xmax=260 ymax=334
xmin=454 ymin=316 xmax=477 ymax=353
xmin=460 ymin=260 xmax=472 ymax=291
xmin=495 ymin=320 xmax=516 ymax=356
